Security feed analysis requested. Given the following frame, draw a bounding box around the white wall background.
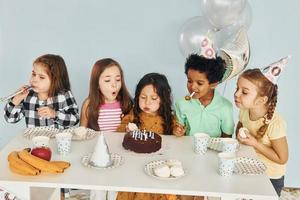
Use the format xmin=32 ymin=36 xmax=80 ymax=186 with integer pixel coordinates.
xmin=0 ymin=0 xmax=299 ymax=187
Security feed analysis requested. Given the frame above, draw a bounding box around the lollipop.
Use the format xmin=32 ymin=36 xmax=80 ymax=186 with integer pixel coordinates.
xmin=185 ymin=92 xmax=195 ymax=101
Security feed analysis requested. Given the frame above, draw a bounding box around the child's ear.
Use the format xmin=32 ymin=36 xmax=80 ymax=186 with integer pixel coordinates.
xmin=210 ymin=82 xmax=219 ymax=89
xmin=256 ymin=96 xmax=268 ymax=105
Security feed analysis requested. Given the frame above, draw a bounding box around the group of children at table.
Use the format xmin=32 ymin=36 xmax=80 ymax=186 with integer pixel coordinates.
xmin=3 ymin=50 xmax=289 ymax=199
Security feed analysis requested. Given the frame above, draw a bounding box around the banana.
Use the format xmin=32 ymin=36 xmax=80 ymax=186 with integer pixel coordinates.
xmin=8 ymin=151 xmax=40 ymax=175
xmin=18 ymin=150 xmax=64 ymax=173
xmin=51 ymin=161 xmax=71 ymax=170
xmin=9 ymin=163 xmax=37 ymax=176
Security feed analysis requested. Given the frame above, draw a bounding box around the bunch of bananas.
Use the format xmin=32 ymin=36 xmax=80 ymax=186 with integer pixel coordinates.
xmin=8 ymin=149 xmax=70 ymax=176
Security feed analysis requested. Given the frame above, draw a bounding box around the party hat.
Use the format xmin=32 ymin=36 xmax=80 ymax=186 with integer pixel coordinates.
xmin=261 ymin=56 xmax=291 ymax=84
xmin=200 ymin=36 xmax=216 ymax=59
xmin=89 ymin=133 xmax=112 ymax=167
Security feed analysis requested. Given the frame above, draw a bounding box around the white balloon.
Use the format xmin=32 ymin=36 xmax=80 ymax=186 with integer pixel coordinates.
xmin=178 ymin=16 xmax=216 ymax=58
xmin=233 ymin=1 xmax=252 ymax=30
xmin=200 ymin=0 xmax=246 ymax=29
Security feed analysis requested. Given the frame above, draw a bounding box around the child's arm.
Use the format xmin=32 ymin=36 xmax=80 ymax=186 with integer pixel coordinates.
xmin=4 ymin=101 xmax=25 ymax=123
xmin=79 ymin=99 xmax=89 ymax=127
xmin=116 ymin=110 xmax=134 ymax=132
xmin=173 ymin=102 xmax=187 ymax=136
xmin=3 ymin=85 xmax=30 ymax=123
xmin=173 ymin=123 xmax=186 ymax=136
xmin=238 ymin=132 xmax=288 ymax=164
xmin=53 ymin=91 xmax=79 ymax=128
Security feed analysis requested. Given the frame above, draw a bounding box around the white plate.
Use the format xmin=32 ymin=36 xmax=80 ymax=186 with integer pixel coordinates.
xmin=144 ymin=160 xmax=186 ymax=180
xmin=23 ymin=127 xmax=98 ymax=141
xmin=81 ymin=153 xmax=123 ymax=169
xmin=23 ymin=127 xmax=59 ymax=139
xmin=234 ymin=157 xmax=267 ymax=175
xmin=62 ymin=127 xmax=98 ymax=141
xmin=208 ymin=138 xmax=240 ymax=152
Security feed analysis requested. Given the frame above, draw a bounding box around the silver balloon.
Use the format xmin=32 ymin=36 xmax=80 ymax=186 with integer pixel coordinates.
xmin=212 ymin=1 xmax=252 ymax=50
xmin=213 ymin=25 xmax=240 ymax=50
xmin=200 ymin=0 xmax=246 ymax=29
xmin=233 ymin=1 xmax=252 ymax=30
xmin=178 ymin=16 xmax=216 ymax=58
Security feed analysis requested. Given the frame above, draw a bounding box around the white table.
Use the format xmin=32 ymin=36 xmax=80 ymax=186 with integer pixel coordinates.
xmin=0 ymin=132 xmax=278 ymax=200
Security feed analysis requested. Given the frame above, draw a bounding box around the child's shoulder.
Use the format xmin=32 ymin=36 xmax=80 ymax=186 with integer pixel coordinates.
xmin=214 ymin=91 xmax=233 ymax=107
xmin=270 ymin=111 xmax=286 ymax=125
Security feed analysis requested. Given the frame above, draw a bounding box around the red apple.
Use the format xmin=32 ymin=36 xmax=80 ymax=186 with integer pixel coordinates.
xmin=31 ymin=147 xmax=52 ymax=161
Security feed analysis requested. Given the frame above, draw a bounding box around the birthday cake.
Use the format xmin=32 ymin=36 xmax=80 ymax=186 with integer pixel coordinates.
xmin=122 ymin=130 xmax=162 ymax=153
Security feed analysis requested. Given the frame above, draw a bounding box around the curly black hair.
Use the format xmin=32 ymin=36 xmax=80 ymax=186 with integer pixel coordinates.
xmin=133 ymin=73 xmax=173 ymax=135
xmin=184 ymin=54 xmax=226 ymax=84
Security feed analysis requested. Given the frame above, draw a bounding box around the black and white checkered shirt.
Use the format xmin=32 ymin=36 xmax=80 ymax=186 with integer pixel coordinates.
xmin=4 ymin=90 xmax=79 ymax=129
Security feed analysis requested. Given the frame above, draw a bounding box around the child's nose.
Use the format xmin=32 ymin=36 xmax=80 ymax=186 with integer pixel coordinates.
xmin=111 ymin=82 xmax=117 ymax=88
xmin=145 ymin=98 xmax=151 ymax=105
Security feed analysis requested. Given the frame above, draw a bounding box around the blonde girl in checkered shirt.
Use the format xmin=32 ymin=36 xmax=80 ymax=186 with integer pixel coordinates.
xmin=4 ymin=54 xmax=79 ymax=129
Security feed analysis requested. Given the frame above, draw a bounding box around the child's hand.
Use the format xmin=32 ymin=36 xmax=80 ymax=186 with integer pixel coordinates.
xmin=37 ymin=107 xmax=56 ymax=119
xmin=237 ymin=130 xmax=258 ymax=147
xmin=12 ymin=85 xmax=30 ymax=105
xmin=173 ymin=123 xmax=186 ymax=137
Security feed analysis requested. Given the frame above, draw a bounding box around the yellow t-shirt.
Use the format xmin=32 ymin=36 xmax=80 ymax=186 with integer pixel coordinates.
xmin=239 ymin=109 xmax=287 ymax=178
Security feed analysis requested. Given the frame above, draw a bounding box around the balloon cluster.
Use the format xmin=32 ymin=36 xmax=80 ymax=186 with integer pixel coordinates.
xmin=178 ymin=0 xmax=252 ymax=82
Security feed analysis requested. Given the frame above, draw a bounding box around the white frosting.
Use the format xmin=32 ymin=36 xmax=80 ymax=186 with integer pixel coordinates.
xmin=154 ymin=164 xmax=171 ymax=178
xmin=74 ymin=126 xmax=87 ymax=138
xmin=170 ymin=165 xmax=184 ymax=177
xmin=239 ymin=127 xmax=248 ymax=139
xmin=166 ymin=159 xmax=182 ymax=167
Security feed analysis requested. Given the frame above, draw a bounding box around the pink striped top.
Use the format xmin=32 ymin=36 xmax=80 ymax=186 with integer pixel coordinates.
xmin=98 ymin=101 xmax=122 ymax=132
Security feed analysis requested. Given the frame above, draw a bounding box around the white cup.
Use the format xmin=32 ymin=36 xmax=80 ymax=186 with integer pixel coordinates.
xmin=32 ymin=136 xmax=50 ymax=148
xmin=55 ymin=132 xmax=72 ymax=155
xmin=193 ymin=133 xmax=210 ymax=155
xmin=218 ymin=152 xmax=236 ymax=176
xmin=222 ymin=138 xmax=239 ymax=153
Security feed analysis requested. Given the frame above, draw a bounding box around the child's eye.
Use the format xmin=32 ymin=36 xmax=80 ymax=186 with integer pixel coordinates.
xmin=197 ymin=82 xmax=203 ymax=86
xmin=152 ymin=97 xmax=158 ymax=101
xmin=140 ymin=96 xmax=146 ymax=99
xmin=187 ymin=80 xmax=192 ymax=83
xmin=104 ymin=79 xmax=110 ymax=82
xmin=242 ymin=90 xmax=248 ymax=95
xmin=116 ymin=79 xmax=121 ymax=82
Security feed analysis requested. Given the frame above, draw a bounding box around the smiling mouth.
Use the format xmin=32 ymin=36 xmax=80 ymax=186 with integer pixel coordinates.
xmin=143 ymin=107 xmax=150 ymax=111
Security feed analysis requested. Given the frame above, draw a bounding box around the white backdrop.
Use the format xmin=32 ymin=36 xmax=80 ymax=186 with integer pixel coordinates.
xmin=0 ymin=0 xmax=299 ymax=187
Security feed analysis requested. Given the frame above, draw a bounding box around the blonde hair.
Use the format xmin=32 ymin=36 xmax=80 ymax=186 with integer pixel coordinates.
xmin=240 ymin=69 xmax=278 ymax=139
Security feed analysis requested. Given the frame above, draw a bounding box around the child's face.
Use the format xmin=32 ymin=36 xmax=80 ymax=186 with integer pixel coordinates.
xmin=186 ymin=69 xmax=217 ymax=100
xmin=99 ymin=65 xmax=122 ymax=103
xmin=30 ymin=63 xmax=51 ymax=95
xmin=139 ymin=84 xmax=160 ymax=115
xmin=234 ymin=77 xmax=265 ymax=109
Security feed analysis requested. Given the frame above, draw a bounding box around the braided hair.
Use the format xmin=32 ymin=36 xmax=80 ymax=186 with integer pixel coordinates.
xmin=240 ymin=69 xmax=278 ymax=139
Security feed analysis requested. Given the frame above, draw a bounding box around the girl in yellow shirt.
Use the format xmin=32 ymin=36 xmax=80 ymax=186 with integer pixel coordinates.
xmin=234 ymin=57 xmax=289 ymax=197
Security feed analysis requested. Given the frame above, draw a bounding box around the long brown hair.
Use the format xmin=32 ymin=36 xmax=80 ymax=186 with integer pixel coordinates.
xmin=132 ymin=73 xmax=173 ymax=135
xmin=33 ymin=54 xmax=71 ymax=97
xmin=240 ymin=69 xmax=278 ymax=139
xmin=86 ymin=58 xmax=133 ymax=130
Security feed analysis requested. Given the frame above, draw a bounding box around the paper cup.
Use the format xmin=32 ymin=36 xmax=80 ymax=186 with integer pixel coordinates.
xmin=222 ymin=138 xmax=239 ymax=153
xmin=55 ymin=132 xmax=72 ymax=155
xmin=218 ymin=152 xmax=236 ymax=176
xmin=32 ymin=136 xmax=50 ymax=148
xmin=193 ymin=133 xmax=210 ymax=155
